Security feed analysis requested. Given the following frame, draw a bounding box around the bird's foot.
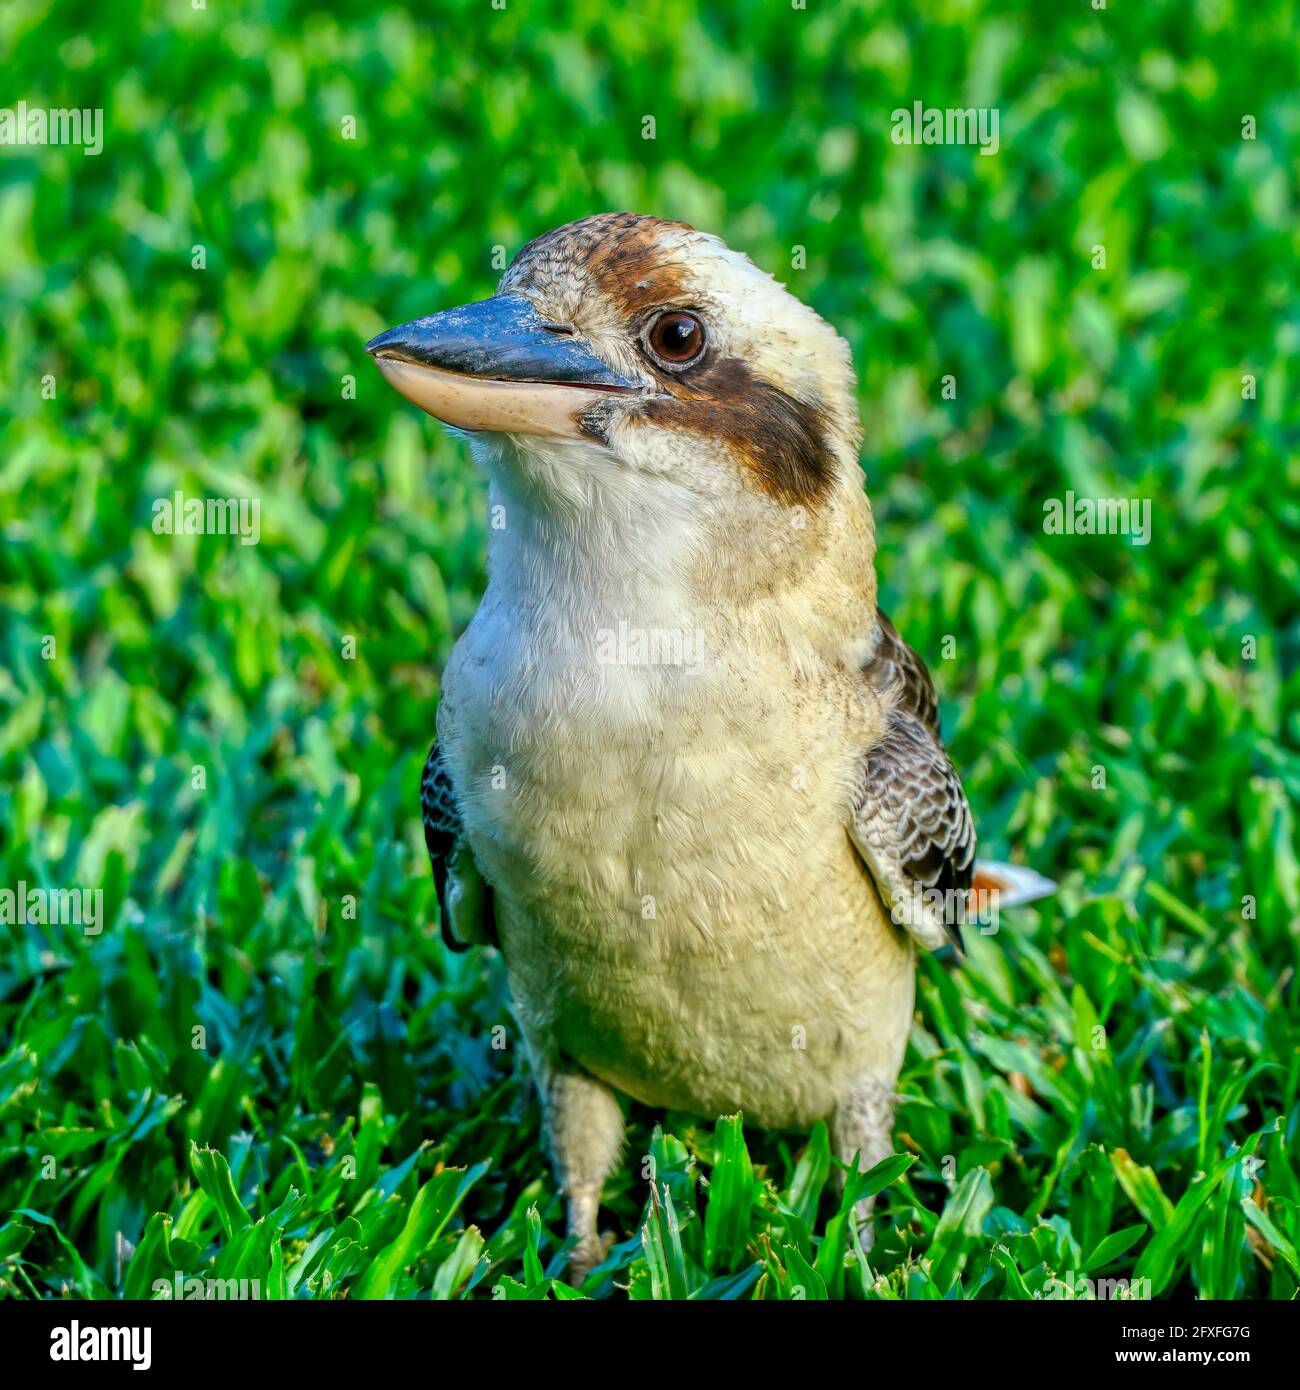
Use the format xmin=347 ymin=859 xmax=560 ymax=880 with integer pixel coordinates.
xmin=566 ymin=1230 xmax=611 ymax=1287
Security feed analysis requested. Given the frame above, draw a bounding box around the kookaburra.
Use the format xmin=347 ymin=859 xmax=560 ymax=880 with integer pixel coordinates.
xmin=366 ymin=213 xmax=1052 ymax=1280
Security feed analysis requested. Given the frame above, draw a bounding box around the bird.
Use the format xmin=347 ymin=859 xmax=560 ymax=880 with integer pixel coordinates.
xmin=366 ymin=212 xmax=1054 ymax=1281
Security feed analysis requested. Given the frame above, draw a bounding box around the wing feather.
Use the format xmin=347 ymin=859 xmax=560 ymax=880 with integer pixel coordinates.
xmin=851 ymin=613 xmax=974 ymax=951
xmin=850 ymin=709 xmax=975 ymax=951
xmin=870 ymin=608 xmax=941 ymax=739
xmin=421 ymin=742 xmax=497 ymax=952
xmin=852 ymin=610 xmax=1053 ymax=946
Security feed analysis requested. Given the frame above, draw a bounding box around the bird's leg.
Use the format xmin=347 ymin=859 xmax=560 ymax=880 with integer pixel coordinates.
xmin=831 ymin=1074 xmax=897 ymax=1252
xmin=544 ymin=1069 xmax=624 ymax=1283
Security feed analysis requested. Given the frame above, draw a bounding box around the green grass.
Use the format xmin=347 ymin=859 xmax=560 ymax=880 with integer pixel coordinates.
xmin=1 ymin=0 xmax=1298 ymax=1300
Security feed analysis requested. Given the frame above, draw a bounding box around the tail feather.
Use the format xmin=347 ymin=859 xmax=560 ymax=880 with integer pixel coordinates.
xmin=973 ymin=859 xmax=1056 ymax=907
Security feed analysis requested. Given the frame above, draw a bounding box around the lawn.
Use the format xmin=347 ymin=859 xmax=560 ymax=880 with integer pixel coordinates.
xmin=0 ymin=0 xmax=1297 ymax=1300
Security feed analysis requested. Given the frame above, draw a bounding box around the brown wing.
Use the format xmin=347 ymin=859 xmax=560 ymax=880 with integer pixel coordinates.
xmin=866 ymin=608 xmax=941 ymax=739
xmin=851 ymin=613 xmax=974 ymax=951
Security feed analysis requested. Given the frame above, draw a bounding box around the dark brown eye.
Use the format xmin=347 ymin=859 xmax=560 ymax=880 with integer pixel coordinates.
xmin=647 ymin=311 xmax=705 ymax=365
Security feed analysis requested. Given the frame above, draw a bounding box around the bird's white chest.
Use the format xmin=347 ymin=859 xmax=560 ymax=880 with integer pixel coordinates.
xmin=437 ymin=574 xmax=911 ymax=1128
xmin=442 ymin=589 xmax=822 ymax=920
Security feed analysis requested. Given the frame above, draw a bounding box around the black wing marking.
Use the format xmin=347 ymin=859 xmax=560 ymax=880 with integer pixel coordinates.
xmin=421 ymin=742 xmax=497 ymax=952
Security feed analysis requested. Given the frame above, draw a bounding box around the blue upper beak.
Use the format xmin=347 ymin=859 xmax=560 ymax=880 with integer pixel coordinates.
xmin=365 ymin=294 xmax=637 ymax=390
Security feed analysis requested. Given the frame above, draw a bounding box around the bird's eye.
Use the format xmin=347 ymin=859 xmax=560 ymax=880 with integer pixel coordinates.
xmin=647 ymin=311 xmax=705 ymax=366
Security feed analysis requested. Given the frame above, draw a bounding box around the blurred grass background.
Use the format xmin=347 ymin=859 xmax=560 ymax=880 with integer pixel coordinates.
xmin=0 ymin=0 xmax=1297 ymax=1299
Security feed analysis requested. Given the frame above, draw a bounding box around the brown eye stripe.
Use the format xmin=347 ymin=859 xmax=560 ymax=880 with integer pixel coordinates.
xmin=630 ymin=358 xmax=836 ymax=507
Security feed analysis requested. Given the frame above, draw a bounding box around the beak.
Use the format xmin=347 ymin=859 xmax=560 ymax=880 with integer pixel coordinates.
xmin=365 ymin=294 xmax=641 ymax=437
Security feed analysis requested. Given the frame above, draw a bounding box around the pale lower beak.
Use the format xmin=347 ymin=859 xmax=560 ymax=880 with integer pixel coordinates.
xmin=365 ymin=294 xmax=641 ymax=438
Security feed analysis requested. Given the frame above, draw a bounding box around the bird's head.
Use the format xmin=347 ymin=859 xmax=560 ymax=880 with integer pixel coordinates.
xmin=367 ymin=214 xmax=865 ymax=534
